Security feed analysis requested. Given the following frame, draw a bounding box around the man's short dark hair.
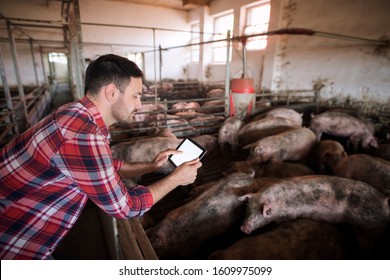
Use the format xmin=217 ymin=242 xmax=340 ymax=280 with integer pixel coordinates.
xmin=84 ymin=54 xmax=144 ymax=96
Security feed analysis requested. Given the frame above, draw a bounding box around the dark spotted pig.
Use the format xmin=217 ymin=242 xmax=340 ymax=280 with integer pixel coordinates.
xmin=306 ymin=139 xmax=347 ymax=174
xmin=210 ymin=219 xmax=348 ymax=260
xmin=310 ymin=111 xmax=378 ymax=151
xmin=333 ymin=154 xmax=390 ymax=196
xmin=147 ymin=173 xmax=279 ymax=259
xmin=245 ymin=127 xmax=316 ymax=172
xmin=238 ymin=117 xmax=300 ymax=147
xmin=240 ymin=175 xmax=390 ymax=251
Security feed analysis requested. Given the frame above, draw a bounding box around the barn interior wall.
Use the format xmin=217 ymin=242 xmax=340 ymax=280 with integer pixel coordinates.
xmin=267 ymin=0 xmax=390 ymax=109
xmin=0 ymin=0 xmax=389 ymax=110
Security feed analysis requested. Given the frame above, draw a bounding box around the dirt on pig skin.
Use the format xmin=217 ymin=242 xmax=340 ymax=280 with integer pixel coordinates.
xmin=238 ymin=116 xmax=300 ymax=147
xmin=245 ymin=127 xmax=317 ymax=172
xmin=240 ymin=175 xmax=390 ymax=253
xmin=309 ymin=111 xmax=378 ymax=151
xmin=209 ymin=219 xmax=348 ymax=260
xmin=251 ymin=108 xmax=303 ymax=126
xmin=146 ymin=172 xmax=274 ymax=259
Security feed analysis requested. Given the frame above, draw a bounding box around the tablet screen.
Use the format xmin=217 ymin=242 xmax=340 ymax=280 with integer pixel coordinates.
xmin=168 ymin=138 xmax=207 ymax=168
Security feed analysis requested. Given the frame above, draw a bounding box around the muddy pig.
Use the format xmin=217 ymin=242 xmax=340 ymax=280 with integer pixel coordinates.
xmin=147 ymin=173 xmax=277 ymax=259
xmin=251 ymin=108 xmax=303 ymax=126
xmin=310 ymin=111 xmax=378 ymax=151
xmin=238 ymin=117 xmax=300 ymax=147
xmin=218 ymin=117 xmax=245 ymax=154
xmin=306 ymin=140 xmax=347 ymax=174
xmin=210 ymin=219 xmax=348 ymax=260
xmin=333 ymin=154 xmax=390 ymax=196
xmin=240 ymin=175 xmax=390 ymax=251
xmin=245 ymin=127 xmax=316 ymax=172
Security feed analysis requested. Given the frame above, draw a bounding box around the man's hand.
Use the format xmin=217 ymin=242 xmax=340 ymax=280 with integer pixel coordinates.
xmin=152 ymin=149 xmax=182 ymax=171
xmin=169 ymin=157 xmax=202 ymax=186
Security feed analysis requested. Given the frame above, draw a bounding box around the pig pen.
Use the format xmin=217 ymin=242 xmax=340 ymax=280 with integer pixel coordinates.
xmin=112 ymin=94 xmax=390 ymax=260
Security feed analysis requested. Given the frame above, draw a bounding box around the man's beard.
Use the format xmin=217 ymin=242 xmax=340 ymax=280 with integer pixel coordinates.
xmin=112 ymin=97 xmax=136 ymax=124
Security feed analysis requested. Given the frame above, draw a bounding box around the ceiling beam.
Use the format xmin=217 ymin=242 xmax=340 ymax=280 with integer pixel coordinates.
xmin=182 ymin=0 xmax=211 ymax=8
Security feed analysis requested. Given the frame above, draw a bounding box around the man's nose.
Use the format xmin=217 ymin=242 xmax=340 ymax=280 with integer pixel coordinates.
xmin=135 ymin=102 xmax=142 ymax=112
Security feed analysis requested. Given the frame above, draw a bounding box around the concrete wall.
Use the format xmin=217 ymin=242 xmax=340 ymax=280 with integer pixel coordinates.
xmin=1 ymin=0 xmax=389 ymax=110
xmin=0 ymin=0 xmax=192 ymax=85
xmin=266 ymin=0 xmax=390 ymax=110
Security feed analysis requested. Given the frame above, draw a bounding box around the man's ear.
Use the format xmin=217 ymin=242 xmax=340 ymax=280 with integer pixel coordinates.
xmin=104 ymin=83 xmax=118 ymax=103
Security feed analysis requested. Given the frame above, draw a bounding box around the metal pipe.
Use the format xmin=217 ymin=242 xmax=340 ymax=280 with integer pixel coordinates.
xmin=0 ymin=44 xmax=19 ymax=135
xmin=241 ymin=38 xmax=247 ymax=78
xmin=6 ymin=21 xmax=29 ymax=129
xmin=224 ymin=30 xmax=231 ymax=118
xmin=29 ymin=39 xmax=39 ymax=85
xmin=152 ymin=28 xmax=158 ymax=105
xmin=81 ymin=21 xmax=220 ymax=36
xmin=142 ymin=27 xmax=389 ymax=54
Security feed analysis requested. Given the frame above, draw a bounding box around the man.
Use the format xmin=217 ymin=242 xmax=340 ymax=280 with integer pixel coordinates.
xmin=0 ymin=54 xmax=202 ymax=259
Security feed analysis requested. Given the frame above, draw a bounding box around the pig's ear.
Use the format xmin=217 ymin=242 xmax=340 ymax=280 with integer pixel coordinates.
xmin=370 ymin=139 xmax=379 ymax=149
xmin=243 ymin=143 xmax=254 ymax=150
xmin=261 ymin=200 xmax=272 ymax=217
xmin=239 ymin=193 xmax=254 ymax=202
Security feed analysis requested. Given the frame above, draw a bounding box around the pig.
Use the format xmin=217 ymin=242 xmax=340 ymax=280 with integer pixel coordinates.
xmin=197 ymin=100 xmax=225 ymax=114
xmin=251 ymin=108 xmax=303 ymax=126
xmin=368 ymin=143 xmax=390 ymax=162
xmin=111 ymin=136 xmax=182 ymax=175
xmin=224 ymin=161 xmax=315 ymax=178
xmin=134 ymin=103 xmax=165 ymax=128
xmin=206 ymin=88 xmax=225 ymax=99
xmin=152 ymin=127 xmax=177 ymax=138
xmin=147 ymin=173 xmax=277 ymax=259
xmin=192 ymin=134 xmax=219 ymax=157
xmin=309 ymin=111 xmax=379 ymax=151
xmin=306 ymin=140 xmax=347 ymax=174
xmin=238 ymin=116 xmax=300 ymax=146
xmin=240 ymin=175 xmax=390 ymax=251
xmin=171 ymin=101 xmax=200 ymax=113
xmin=244 ymin=127 xmax=317 ymax=173
xmin=218 ymin=117 xmax=245 ymax=155
xmin=189 ymin=116 xmax=225 ymax=130
xmin=333 ymin=154 xmax=390 ymax=196
xmin=209 ymin=219 xmax=348 ymax=260
xmin=152 ymin=114 xmax=194 ymax=132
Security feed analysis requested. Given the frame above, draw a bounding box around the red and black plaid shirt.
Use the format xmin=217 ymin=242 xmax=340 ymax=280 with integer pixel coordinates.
xmin=0 ymin=96 xmax=153 ymax=259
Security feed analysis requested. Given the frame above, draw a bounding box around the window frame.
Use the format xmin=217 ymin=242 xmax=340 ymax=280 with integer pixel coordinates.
xmin=212 ymin=11 xmax=234 ymax=63
xmin=242 ymin=1 xmax=271 ymax=51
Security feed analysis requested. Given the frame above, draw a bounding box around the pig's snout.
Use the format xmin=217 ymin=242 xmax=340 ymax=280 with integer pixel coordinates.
xmin=240 ymin=225 xmax=253 ymax=235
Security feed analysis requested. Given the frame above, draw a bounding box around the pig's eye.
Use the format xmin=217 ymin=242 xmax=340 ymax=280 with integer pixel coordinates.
xmin=254 ymin=147 xmax=262 ymax=155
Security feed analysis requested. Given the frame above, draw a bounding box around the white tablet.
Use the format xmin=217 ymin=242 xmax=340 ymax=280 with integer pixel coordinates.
xmin=168 ymin=138 xmax=207 ymax=168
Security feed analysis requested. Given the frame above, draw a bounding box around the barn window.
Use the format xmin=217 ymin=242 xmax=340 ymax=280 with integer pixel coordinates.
xmin=212 ymin=12 xmax=234 ymax=63
xmin=243 ymin=1 xmax=271 ymax=50
xmin=127 ymin=52 xmax=144 ymax=71
xmin=191 ymin=22 xmax=200 ymax=63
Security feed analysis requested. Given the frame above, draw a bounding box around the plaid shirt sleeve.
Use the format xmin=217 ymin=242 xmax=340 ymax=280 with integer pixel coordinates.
xmin=113 ymin=158 xmax=124 ymax=171
xmin=52 ymin=133 xmax=153 ymax=218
